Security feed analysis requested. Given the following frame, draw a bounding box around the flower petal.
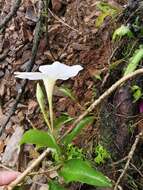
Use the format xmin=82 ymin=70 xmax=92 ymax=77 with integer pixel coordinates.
xmin=14 ymin=72 xmax=46 ymax=80
xmin=39 ymin=61 xmax=83 ymax=80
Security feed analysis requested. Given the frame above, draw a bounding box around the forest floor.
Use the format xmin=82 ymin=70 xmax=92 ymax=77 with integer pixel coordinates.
xmin=0 ymin=0 xmax=143 ymax=190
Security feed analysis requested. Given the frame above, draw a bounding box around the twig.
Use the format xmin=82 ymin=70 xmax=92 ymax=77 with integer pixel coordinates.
xmin=29 ymin=164 xmax=61 ymax=176
xmin=0 ymin=0 xmax=22 ymax=30
xmin=130 ymin=162 xmax=143 ymax=178
xmin=111 ymin=156 xmax=128 ymax=166
xmin=0 ymin=1 xmax=44 ymax=136
xmin=7 ymin=148 xmax=51 ymax=190
xmin=48 ymin=8 xmax=79 ymax=33
xmin=0 ymin=164 xmax=13 ymax=172
xmin=117 ymin=186 xmax=123 ymax=190
xmin=114 ymin=132 xmax=143 ymax=190
xmin=61 ymin=69 xmax=143 ymax=140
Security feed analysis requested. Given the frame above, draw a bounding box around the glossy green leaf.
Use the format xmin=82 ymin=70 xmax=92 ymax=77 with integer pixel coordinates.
xmin=20 ymin=129 xmax=60 ymax=153
xmin=49 ymin=181 xmax=66 ymax=190
xmin=59 ymin=159 xmax=112 ymax=187
xmin=124 ymin=47 xmax=143 ymax=75
xmin=63 ymin=116 xmax=94 ymax=145
xmin=54 ymin=114 xmax=73 ymax=129
xmin=59 ymin=86 xmax=76 ymax=101
xmin=36 ymin=83 xmax=51 ymax=129
xmin=113 ymin=25 xmax=133 ymax=41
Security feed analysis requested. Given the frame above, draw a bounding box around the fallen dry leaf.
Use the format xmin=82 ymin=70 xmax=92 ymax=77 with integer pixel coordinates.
xmin=2 ymin=126 xmax=24 ymax=167
xmin=28 ymin=100 xmax=38 ymax=114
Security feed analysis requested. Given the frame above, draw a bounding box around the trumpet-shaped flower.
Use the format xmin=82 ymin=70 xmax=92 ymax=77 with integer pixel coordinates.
xmin=15 ymin=61 xmax=83 ymax=131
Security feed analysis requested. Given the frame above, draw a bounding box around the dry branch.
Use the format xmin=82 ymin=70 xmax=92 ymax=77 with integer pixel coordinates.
xmin=48 ymin=8 xmax=79 ymax=33
xmin=0 ymin=1 xmax=44 ymax=136
xmin=7 ymin=148 xmax=51 ymax=190
xmin=114 ymin=132 xmax=143 ymax=190
xmin=0 ymin=0 xmax=22 ymax=30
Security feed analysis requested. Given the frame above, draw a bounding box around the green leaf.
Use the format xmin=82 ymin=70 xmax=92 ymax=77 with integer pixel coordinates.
xmin=36 ymin=83 xmax=51 ymax=129
xmin=20 ymin=129 xmax=60 ymax=153
xmin=131 ymin=85 xmax=141 ymax=91
xmin=59 ymin=159 xmax=112 ymax=188
xmin=131 ymin=85 xmax=142 ymax=102
xmin=54 ymin=114 xmax=73 ymax=129
xmin=59 ymin=86 xmax=76 ymax=101
xmin=97 ymin=2 xmax=119 ymax=13
xmin=49 ymin=181 xmax=66 ymax=190
xmin=112 ymin=25 xmax=133 ymax=41
xmin=96 ymin=2 xmax=120 ymax=27
xmin=63 ymin=116 xmax=94 ymax=145
xmin=66 ymin=144 xmax=84 ymax=160
xmin=94 ymin=144 xmax=110 ymax=165
xmin=124 ymin=47 xmax=143 ymax=76
xmin=133 ymin=90 xmax=142 ymax=102
xmin=96 ymin=12 xmax=110 ymax=28
xmin=94 ymin=74 xmax=102 ymax=81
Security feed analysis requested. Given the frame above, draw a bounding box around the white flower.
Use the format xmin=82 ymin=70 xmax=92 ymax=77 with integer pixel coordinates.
xmin=15 ymin=61 xmax=83 ymax=80
xmin=15 ymin=61 xmax=83 ymax=131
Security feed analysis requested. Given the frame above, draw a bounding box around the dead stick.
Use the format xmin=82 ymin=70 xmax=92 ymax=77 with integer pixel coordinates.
xmin=0 ymin=0 xmax=22 ymax=30
xmin=61 ymin=69 xmax=143 ymax=139
xmin=130 ymin=162 xmax=143 ymax=178
xmin=114 ymin=132 xmax=143 ymax=190
xmin=48 ymin=8 xmax=79 ymax=33
xmin=0 ymin=1 xmax=43 ymax=136
xmin=7 ymin=148 xmax=51 ymax=190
